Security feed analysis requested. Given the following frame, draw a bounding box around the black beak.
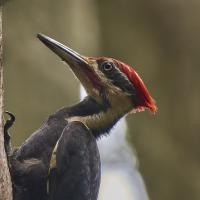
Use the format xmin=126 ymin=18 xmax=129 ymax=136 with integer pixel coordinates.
xmin=37 ymin=33 xmax=88 ymax=67
xmin=37 ymin=33 xmax=104 ymax=92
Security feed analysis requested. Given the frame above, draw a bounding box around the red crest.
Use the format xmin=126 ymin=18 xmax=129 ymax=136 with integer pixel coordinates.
xmin=114 ymin=60 xmax=157 ymax=113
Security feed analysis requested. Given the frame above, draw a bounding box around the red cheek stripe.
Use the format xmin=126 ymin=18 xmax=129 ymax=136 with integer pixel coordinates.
xmin=83 ymin=65 xmax=103 ymax=91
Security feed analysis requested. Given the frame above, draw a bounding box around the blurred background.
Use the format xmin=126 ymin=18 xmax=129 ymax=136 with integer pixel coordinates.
xmin=3 ymin=0 xmax=200 ymax=200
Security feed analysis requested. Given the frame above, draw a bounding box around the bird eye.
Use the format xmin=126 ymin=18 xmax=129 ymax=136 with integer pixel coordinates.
xmin=102 ymin=61 xmax=113 ymax=71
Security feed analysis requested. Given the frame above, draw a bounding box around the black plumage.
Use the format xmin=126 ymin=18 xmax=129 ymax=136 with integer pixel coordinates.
xmin=10 ymin=97 xmax=108 ymax=200
xmin=48 ymin=122 xmax=100 ymax=200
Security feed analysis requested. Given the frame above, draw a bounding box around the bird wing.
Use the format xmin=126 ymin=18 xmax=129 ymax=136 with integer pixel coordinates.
xmin=48 ymin=121 xmax=101 ymax=200
xmin=9 ymin=108 xmax=69 ymax=200
xmin=14 ymin=107 xmax=69 ymax=165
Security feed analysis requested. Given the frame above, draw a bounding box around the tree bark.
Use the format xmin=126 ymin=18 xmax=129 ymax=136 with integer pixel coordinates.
xmin=0 ymin=6 xmax=13 ymax=200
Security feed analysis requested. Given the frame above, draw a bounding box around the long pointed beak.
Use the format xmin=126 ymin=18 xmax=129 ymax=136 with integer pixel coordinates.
xmin=37 ymin=33 xmax=103 ymax=92
xmin=37 ymin=33 xmax=88 ymax=67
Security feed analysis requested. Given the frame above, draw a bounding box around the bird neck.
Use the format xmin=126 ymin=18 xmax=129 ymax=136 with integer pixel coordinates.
xmin=63 ymin=96 xmax=131 ymax=138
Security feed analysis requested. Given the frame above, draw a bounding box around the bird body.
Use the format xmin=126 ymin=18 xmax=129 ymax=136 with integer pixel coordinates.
xmin=9 ymin=34 xmax=157 ymax=200
xmin=12 ymin=97 xmax=102 ymax=200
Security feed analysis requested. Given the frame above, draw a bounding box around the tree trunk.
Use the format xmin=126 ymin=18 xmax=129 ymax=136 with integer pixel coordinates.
xmin=0 ymin=6 xmax=13 ymax=200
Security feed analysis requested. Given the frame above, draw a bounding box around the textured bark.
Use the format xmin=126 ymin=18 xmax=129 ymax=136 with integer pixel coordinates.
xmin=0 ymin=6 xmax=13 ymax=200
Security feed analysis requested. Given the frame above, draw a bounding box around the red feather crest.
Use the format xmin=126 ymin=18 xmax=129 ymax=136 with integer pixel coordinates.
xmin=114 ymin=60 xmax=157 ymax=113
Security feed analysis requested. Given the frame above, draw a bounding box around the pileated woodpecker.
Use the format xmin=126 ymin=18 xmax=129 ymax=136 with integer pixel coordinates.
xmin=10 ymin=34 xmax=157 ymax=200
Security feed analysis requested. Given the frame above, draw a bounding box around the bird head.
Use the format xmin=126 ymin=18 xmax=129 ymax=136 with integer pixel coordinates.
xmin=37 ymin=34 xmax=157 ymax=121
